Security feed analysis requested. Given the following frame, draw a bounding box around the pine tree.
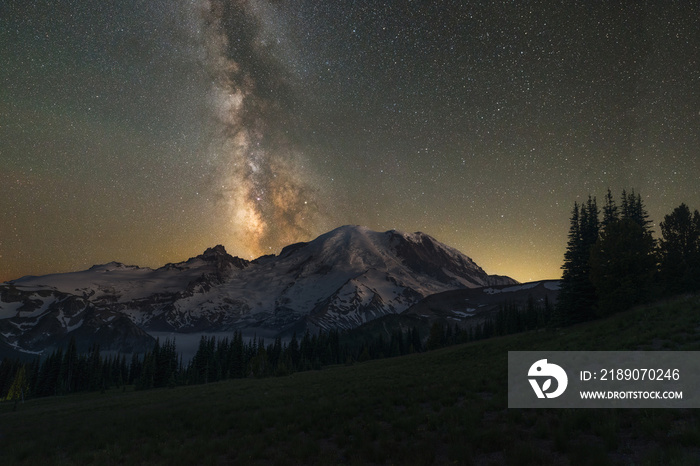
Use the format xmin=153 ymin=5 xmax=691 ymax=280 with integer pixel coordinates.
xmin=153 ymin=338 xmax=178 ymax=388
xmin=60 ymin=336 xmax=78 ymax=394
xmin=590 ymin=191 xmax=656 ymax=316
xmin=581 ymin=196 xmax=600 ymax=248
xmin=287 ymin=333 xmax=300 ymax=370
xmin=270 ymin=336 xmax=282 ymax=370
xmin=541 ymin=295 xmax=553 ymax=327
xmin=129 ymin=353 xmax=142 ymax=385
xmin=138 ymin=351 xmax=155 ymax=390
xmin=6 ymin=365 xmax=29 ymax=408
xmin=357 ymin=345 xmax=371 ymax=362
xmin=602 ymin=188 xmax=619 ymax=231
xmin=230 ymin=331 xmax=245 ymax=378
xmin=658 ymin=203 xmax=700 ymax=293
xmin=557 ymin=197 xmax=599 ymax=324
xmin=0 ymin=358 xmax=19 ymax=399
xmin=36 ymin=348 xmax=62 ymax=397
xmin=28 ymin=358 xmax=40 ymax=397
xmin=249 ymin=344 xmax=268 ymax=378
xmin=410 ymin=327 xmax=422 ymax=353
xmin=87 ymin=344 xmax=102 ymax=391
xmin=426 ymin=321 xmax=446 ymax=350
xmin=620 ymin=189 xmax=652 ymax=230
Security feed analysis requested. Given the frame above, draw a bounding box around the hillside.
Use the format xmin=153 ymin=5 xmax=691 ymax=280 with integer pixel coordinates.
xmin=2 ymin=294 xmax=700 ymax=465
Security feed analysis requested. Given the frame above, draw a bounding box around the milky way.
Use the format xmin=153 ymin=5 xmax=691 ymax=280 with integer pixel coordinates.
xmin=197 ymin=0 xmax=320 ymax=257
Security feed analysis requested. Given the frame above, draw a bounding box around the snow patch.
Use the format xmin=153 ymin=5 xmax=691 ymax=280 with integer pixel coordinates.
xmin=18 ymin=295 xmax=55 ymax=318
xmin=66 ymin=320 xmax=84 ymax=333
xmin=544 ymin=281 xmax=561 ymax=291
xmin=0 ymin=301 xmax=24 ymax=319
xmin=483 ymin=282 xmax=539 ymax=294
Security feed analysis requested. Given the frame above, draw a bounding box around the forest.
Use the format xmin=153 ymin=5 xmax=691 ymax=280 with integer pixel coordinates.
xmin=557 ymin=189 xmax=700 ymax=324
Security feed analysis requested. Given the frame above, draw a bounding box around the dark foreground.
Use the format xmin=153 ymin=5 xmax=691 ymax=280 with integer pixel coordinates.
xmin=2 ymin=295 xmax=700 ymax=465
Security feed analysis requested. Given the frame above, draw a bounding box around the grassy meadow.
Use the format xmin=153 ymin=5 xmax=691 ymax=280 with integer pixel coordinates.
xmin=2 ymin=294 xmax=700 ymax=465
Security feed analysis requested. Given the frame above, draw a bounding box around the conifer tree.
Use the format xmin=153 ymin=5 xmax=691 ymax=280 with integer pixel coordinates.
xmin=28 ymin=358 xmax=40 ymax=397
xmin=658 ymin=203 xmax=700 ymax=293
xmin=60 ymin=336 xmax=78 ymax=394
xmin=602 ymin=188 xmax=619 ymax=231
xmin=138 ymin=350 xmax=155 ymax=390
xmin=153 ymin=338 xmax=178 ymax=388
xmin=557 ymin=197 xmax=599 ymax=324
xmin=6 ymin=365 xmax=28 ymax=407
xmin=620 ymin=189 xmax=652 ymax=230
xmin=426 ymin=321 xmax=446 ymax=350
xmin=287 ymin=333 xmax=300 ymax=369
xmin=230 ymin=331 xmax=245 ymax=378
xmin=0 ymin=358 xmax=20 ymax=398
xmin=129 ymin=353 xmax=142 ymax=384
xmin=357 ymin=345 xmax=371 ymax=362
xmin=590 ymin=190 xmax=656 ymax=315
xmin=409 ymin=327 xmax=422 ymax=353
xmin=87 ymin=344 xmax=102 ymax=391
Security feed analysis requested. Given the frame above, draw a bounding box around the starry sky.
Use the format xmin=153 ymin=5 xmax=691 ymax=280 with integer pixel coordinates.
xmin=2 ymin=0 xmax=699 ymax=283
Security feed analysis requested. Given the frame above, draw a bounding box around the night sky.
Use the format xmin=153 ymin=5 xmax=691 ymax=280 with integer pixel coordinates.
xmin=2 ymin=1 xmax=699 ymax=283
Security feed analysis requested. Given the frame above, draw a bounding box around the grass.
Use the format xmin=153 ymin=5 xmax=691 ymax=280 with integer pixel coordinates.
xmin=2 ymin=294 xmax=700 ymax=464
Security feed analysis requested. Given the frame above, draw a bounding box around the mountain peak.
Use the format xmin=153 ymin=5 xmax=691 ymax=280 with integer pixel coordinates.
xmin=88 ymin=261 xmax=140 ymax=272
xmin=201 ymin=245 xmax=229 ymax=258
xmin=197 ymin=245 xmax=249 ymax=271
xmin=1 ymin=225 xmax=518 ymax=355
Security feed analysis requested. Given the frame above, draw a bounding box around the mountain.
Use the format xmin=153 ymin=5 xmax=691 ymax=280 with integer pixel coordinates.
xmin=403 ymin=280 xmax=561 ymax=323
xmin=0 ymin=287 xmax=154 ymax=356
xmin=337 ymin=280 xmax=561 ymax=351
xmin=0 ymin=225 xmax=517 ymax=356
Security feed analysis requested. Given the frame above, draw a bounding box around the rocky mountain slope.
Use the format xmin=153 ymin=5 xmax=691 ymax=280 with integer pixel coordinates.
xmin=1 ymin=225 xmax=517 ymax=355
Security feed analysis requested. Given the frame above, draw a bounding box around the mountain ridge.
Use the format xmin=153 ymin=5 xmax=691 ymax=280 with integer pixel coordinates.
xmin=1 ymin=225 xmax=519 ymax=355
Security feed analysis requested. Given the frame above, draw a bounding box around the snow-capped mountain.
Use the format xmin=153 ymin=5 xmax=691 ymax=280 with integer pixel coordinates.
xmin=0 ymin=225 xmax=517 ymax=355
xmin=0 ymin=287 xmax=154 ymax=356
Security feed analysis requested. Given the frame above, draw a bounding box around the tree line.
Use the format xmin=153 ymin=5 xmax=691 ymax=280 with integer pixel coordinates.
xmin=558 ymin=189 xmax=700 ymax=324
xmin=0 ymin=340 xmax=129 ymax=405
xmin=3 ymin=301 xmax=556 ymax=404
xmin=424 ymin=295 xmax=554 ymax=350
xmin=1 ymin=326 xmax=428 ymax=403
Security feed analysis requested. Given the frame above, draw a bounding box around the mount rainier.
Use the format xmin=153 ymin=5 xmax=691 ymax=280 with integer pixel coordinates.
xmin=0 ymin=225 xmax=517 ymax=356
